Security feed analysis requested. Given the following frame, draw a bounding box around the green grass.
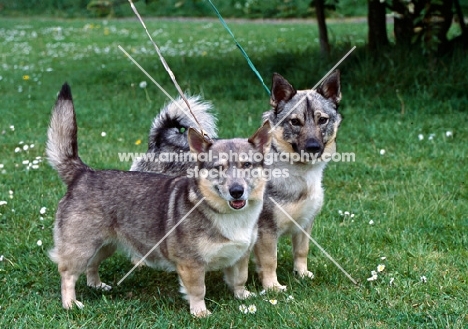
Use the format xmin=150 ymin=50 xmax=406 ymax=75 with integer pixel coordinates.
xmin=0 ymin=16 xmax=467 ymax=328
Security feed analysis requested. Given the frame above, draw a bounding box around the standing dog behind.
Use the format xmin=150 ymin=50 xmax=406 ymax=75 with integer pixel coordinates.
xmin=131 ymin=71 xmax=342 ymax=291
xmin=46 ymin=83 xmax=271 ymax=316
xmin=256 ymin=71 xmax=342 ymax=290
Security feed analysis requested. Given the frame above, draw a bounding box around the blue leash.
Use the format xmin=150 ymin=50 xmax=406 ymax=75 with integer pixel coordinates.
xmin=207 ymin=0 xmax=271 ymax=95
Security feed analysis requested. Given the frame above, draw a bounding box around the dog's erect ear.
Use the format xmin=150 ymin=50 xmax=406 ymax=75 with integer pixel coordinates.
xmin=270 ymin=73 xmax=297 ymax=110
xmin=316 ymin=70 xmax=341 ymax=105
xmin=248 ymin=121 xmax=272 ymax=155
xmin=188 ymin=128 xmax=212 ymax=154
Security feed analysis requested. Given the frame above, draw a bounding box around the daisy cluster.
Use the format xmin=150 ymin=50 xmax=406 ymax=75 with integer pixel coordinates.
xmin=418 ymin=131 xmax=453 ymax=141
xmin=13 ymin=140 xmax=43 ymax=171
xmin=238 ymin=294 xmax=295 ymax=314
xmin=367 ymin=257 xmax=392 ymax=284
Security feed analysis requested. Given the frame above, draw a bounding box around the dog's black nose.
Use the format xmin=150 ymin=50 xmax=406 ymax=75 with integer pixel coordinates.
xmin=229 ymin=185 xmax=244 ymax=199
xmin=305 ymin=139 xmax=322 ymax=154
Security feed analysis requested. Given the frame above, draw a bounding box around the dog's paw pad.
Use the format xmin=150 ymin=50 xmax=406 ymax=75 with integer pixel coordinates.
xmin=275 ymin=284 xmax=287 ymax=291
xmin=235 ymin=289 xmax=256 ymax=300
xmin=131 ymin=257 xmax=146 ymax=268
xmin=296 ymin=270 xmax=315 ymax=280
xmin=192 ymin=309 xmax=212 ymax=318
xmin=63 ymin=299 xmax=84 ymax=310
xmin=98 ymin=282 xmax=112 ymax=291
xmin=89 ymin=282 xmax=112 ymax=291
xmin=263 ymin=284 xmax=287 ymax=292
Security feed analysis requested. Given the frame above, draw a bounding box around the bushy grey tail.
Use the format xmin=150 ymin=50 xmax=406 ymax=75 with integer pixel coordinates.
xmin=46 ymin=83 xmax=89 ymax=186
xmin=130 ymin=95 xmax=217 ymax=172
xmin=149 ymin=95 xmax=217 ymax=150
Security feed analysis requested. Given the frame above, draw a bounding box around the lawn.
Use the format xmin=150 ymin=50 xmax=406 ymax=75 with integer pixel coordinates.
xmin=0 ymin=14 xmax=467 ymax=328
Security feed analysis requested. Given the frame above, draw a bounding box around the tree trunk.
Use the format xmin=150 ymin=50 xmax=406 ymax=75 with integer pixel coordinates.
xmin=315 ymin=0 xmax=330 ymax=55
xmin=393 ymin=0 xmax=415 ymax=47
xmin=368 ymin=0 xmax=389 ymax=50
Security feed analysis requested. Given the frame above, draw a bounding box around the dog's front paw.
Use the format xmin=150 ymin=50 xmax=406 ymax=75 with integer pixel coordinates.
xmin=234 ymin=287 xmax=256 ymax=300
xmin=88 ymin=282 xmax=112 ymax=291
xmin=131 ymin=256 xmax=146 ymax=268
xmin=97 ymin=282 xmax=112 ymax=291
xmin=295 ymin=270 xmax=315 ymax=280
xmin=262 ymin=282 xmax=287 ymax=292
xmin=63 ymin=299 xmax=84 ymax=310
xmin=191 ymin=309 xmax=212 ymax=318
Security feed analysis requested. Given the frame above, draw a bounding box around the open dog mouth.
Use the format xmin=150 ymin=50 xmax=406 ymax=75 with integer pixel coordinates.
xmin=229 ymin=200 xmax=246 ymax=210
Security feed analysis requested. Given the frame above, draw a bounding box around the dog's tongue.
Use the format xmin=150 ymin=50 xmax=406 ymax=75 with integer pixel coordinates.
xmin=230 ymin=200 xmax=246 ymax=210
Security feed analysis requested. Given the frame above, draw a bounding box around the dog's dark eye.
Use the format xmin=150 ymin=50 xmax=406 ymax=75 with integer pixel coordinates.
xmin=179 ymin=127 xmax=186 ymax=134
xmin=290 ymin=118 xmax=301 ymax=126
xmin=317 ymin=117 xmax=328 ymax=125
xmin=243 ymin=162 xmax=252 ymax=169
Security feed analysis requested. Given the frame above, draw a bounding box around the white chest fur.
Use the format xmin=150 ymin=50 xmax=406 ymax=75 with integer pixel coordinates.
xmin=273 ymin=161 xmax=326 ymax=236
xmin=200 ymin=202 xmax=261 ymax=270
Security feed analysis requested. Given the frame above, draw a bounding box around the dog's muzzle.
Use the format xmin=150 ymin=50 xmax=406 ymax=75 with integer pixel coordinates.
xmin=228 ymin=185 xmax=246 ymax=210
xmin=305 ymin=138 xmax=323 ymax=156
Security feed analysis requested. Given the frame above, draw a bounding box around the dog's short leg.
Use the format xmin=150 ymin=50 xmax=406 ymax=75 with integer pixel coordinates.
xmin=86 ymin=243 xmax=116 ymax=291
xmin=59 ymin=265 xmax=84 ymax=309
xmin=224 ymin=252 xmax=254 ymax=299
xmin=177 ymin=263 xmax=210 ymax=317
xmin=254 ymin=233 xmax=286 ymax=291
xmin=292 ymin=223 xmax=314 ymax=279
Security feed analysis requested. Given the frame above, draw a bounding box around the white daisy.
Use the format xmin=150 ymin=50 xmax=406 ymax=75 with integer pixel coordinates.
xmin=40 ymin=207 xmax=47 ymax=215
xmin=269 ymin=299 xmax=277 ymax=305
xmin=420 ymin=276 xmax=427 ymax=283
xmin=139 ymin=81 xmax=147 ymax=89
xmin=369 ymin=220 xmax=375 ymax=225
xmin=445 ymin=131 xmax=453 ymax=137
xmin=240 ymin=305 xmax=248 ymax=313
xmin=367 ymin=270 xmax=378 ymax=281
xmin=377 ymin=264 xmax=385 ymax=272
xmin=37 ymin=240 xmax=43 ymax=246
xmin=379 ymin=149 xmax=385 ymax=155
xmin=247 ymin=304 xmax=257 ymax=314
xmin=101 ymin=132 xmax=107 ymax=137
xmin=418 ymin=134 xmax=424 ymax=141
